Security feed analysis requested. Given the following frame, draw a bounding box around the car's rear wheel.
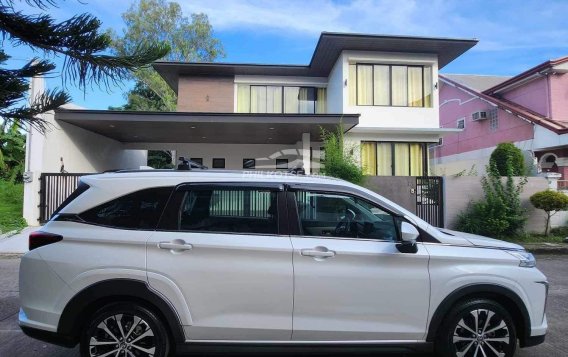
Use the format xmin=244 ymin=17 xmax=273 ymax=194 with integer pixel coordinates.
xmin=436 ymin=299 xmax=517 ymax=357
xmin=80 ymin=302 xmax=170 ymax=357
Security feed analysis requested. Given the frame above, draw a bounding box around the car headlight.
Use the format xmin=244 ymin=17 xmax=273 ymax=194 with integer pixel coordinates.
xmin=507 ymin=251 xmax=536 ymax=268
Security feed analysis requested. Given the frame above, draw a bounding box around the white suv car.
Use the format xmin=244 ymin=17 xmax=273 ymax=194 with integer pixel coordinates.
xmin=19 ymin=169 xmax=547 ymax=357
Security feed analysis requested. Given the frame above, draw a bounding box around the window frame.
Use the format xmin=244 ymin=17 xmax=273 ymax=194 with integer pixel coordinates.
xmin=360 ymin=141 xmax=429 ymax=176
xmin=287 ymin=187 xmax=404 ymax=243
xmin=240 ymin=84 xmax=325 ymax=114
xmin=457 ymin=117 xmax=466 ymax=129
xmin=352 ymin=63 xmax=431 ymax=108
xmin=156 ymin=182 xmax=288 ymax=236
xmin=190 ymin=158 xmax=203 ymax=165
xmin=276 ymin=158 xmax=288 ymax=170
xmin=212 ymin=158 xmax=225 ymax=169
xmin=243 ymin=158 xmax=256 ymax=169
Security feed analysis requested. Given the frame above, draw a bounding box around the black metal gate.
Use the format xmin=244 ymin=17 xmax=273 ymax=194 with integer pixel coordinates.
xmin=416 ymin=176 xmax=444 ymax=227
xmin=39 ymin=173 xmax=89 ymax=223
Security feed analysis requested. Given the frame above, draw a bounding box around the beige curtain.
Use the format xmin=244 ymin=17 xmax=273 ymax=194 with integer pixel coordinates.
xmin=409 ymin=143 xmax=424 ymax=176
xmin=298 ymin=87 xmax=310 ymax=113
xmin=284 ymin=87 xmax=299 ymax=113
xmin=349 ymin=64 xmax=356 ymax=105
xmin=250 ymin=86 xmax=266 ymax=113
xmin=391 ymin=66 xmax=408 ymax=106
xmin=394 ymin=143 xmax=410 ymax=176
xmin=266 ymin=86 xmax=282 ymax=113
xmin=316 ymin=88 xmax=327 ymax=113
xmin=373 ymin=65 xmax=390 ymax=105
xmin=236 ymin=84 xmax=250 ymax=113
xmin=361 ymin=142 xmax=377 ymax=175
xmin=377 ymin=143 xmax=392 ymax=176
xmin=424 ymin=67 xmax=432 ymax=108
xmin=408 ymin=67 xmax=423 ymax=107
xmin=357 ymin=65 xmax=373 ymax=105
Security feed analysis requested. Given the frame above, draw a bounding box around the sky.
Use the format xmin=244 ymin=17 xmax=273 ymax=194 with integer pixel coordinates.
xmin=4 ymin=0 xmax=568 ymax=109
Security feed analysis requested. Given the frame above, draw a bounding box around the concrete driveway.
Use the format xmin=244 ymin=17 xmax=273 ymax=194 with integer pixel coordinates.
xmin=1 ymin=254 xmax=566 ymax=357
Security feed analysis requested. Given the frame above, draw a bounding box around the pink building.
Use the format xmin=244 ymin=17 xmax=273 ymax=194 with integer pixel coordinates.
xmin=431 ymin=56 xmax=568 ymax=178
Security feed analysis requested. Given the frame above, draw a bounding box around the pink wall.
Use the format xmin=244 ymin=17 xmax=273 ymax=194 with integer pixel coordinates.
xmin=550 ymin=73 xmax=568 ymax=122
xmin=502 ymin=77 xmax=550 ymax=117
xmin=434 ymin=82 xmax=533 ymax=158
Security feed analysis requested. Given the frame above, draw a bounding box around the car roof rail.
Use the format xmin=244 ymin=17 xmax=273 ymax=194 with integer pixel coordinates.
xmin=177 ymin=156 xmax=208 ymax=170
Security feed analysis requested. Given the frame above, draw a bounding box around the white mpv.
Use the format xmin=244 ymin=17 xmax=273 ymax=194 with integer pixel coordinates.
xmin=19 ymin=169 xmax=548 ymax=357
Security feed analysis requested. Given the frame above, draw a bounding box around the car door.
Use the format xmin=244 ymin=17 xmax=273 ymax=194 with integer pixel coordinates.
xmin=146 ymin=183 xmax=294 ymax=341
xmin=288 ymin=188 xmax=431 ymax=341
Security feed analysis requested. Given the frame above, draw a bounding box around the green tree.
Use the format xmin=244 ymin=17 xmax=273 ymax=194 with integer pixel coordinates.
xmin=320 ymin=126 xmax=364 ymax=185
xmin=109 ymin=0 xmax=224 ymax=111
xmin=455 ymin=161 xmax=527 ymax=238
xmin=0 ymin=119 xmax=25 ymax=182
xmin=490 ymin=142 xmax=525 ymax=176
xmin=0 ymin=0 xmax=169 ymax=132
xmin=530 ymin=190 xmax=568 ymax=236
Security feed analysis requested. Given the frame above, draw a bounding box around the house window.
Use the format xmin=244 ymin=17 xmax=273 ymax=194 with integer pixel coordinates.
xmin=190 ymin=158 xmax=203 ymax=165
xmin=349 ymin=63 xmax=432 ymax=107
xmin=489 ymin=109 xmax=499 ymax=131
xmin=237 ymin=85 xmax=326 ymax=114
xmin=457 ymin=118 xmax=465 ymax=129
xmin=361 ymin=141 xmax=428 ymax=176
xmin=276 ymin=159 xmax=288 ymax=170
xmin=212 ymin=158 xmax=225 ymax=169
xmin=243 ymin=158 xmax=255 ymax=169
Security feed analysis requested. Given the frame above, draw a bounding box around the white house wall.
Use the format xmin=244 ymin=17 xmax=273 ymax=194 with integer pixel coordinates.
xmin=326 ymin=56 xmax=345 ymax=113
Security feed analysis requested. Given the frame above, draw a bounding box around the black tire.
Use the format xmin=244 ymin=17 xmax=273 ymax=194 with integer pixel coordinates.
xmin=80 ymin=302 xmax=170 ymax=357
xmin=435 ymin=299 xmax=517 ymax=357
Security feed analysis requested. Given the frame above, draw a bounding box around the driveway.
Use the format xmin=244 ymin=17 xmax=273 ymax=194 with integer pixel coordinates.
xmin=1 ymin=254 xmax=566 ymax=357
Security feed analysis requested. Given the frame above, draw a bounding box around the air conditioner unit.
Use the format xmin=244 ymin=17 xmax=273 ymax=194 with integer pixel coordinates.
xmin=472 ymin=111 xmax=488 ymax=121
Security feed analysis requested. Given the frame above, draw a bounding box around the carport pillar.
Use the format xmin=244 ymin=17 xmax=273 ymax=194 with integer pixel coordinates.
xmin=302 ymin=132 xmax=311 ymax=174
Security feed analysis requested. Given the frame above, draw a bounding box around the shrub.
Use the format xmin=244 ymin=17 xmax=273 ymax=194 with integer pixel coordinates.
xmin=320 ymin=126 xmax=364 ymax=185
xmin=455 ymin=161 xmax=527 ymax=238
xmin=489 ymin=142 xmax=525 ymax=176
xmin=530 ymin=190 xmax=568 ymax=236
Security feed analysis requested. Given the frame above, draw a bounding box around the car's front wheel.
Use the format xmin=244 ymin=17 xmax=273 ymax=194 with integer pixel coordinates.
xmin=80 ymin=302 xmax=170 ymax=357
xmin=436 ymin=299 xmax=517 ymax=357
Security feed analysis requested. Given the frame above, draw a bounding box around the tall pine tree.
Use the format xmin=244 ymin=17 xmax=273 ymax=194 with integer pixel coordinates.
xmin=0 ymin=0 xmax=170 ymax=132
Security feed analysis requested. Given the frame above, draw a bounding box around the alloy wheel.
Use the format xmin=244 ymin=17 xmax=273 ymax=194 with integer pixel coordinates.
xmin=452 ymin=308 xmax=511 ymax=357
xmin=88 ymin=313 xmax=156 ymax=357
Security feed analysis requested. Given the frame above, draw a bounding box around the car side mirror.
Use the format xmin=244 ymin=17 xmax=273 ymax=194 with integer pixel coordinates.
xmin=397 ymin=222 xmax=419 ymax=253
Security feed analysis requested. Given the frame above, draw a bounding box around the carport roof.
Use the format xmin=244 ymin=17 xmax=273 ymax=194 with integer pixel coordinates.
xmin=55 ymin=109 xmax=359 ymax=144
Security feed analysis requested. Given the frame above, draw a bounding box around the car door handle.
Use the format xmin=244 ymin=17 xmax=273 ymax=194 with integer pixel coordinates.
xmin=301 ymin=249 xmax=336 ymax=258
xmin=158 ymin=241 xmax=193 ymax=251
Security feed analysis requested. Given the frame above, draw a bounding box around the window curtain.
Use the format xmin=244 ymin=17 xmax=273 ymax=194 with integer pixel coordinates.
xmin=357 ymin=65 xmax=373 ymax=105
xmin=284 ymin=87 xmax=299 ymax=113
xmin=266 ymin=86 xmax=282 ymax=113
xmin=299 ymin=87 xmax=315 ymax=113
xmin=423 ymin=67 xmax=432 ymax=108
xmin=250 ymin=86 xmax=267 ymax=113
xmin=377 ymin=143 xmax=392 ymax=176
xmin=348 ymin=64 xmax=356 ymax=105
xmin=391 ymin=66 xmax=408 ymax=106
xmin=408 ymin=67 xmax=423 ymax=107
xmin=373 ymin=65 xmax=390 ymax=105
xmin=361 ymin=142 xmax=377 ymax=175
xmin=316 ymin=88 xmax=327 ymax=113
xmin=409 ymin=143 xmax=424 ymax=176
xmin=236 ymin=84 xmax=250 ymax=113
xmin=394 ymin=143 xmax=410 ymax=176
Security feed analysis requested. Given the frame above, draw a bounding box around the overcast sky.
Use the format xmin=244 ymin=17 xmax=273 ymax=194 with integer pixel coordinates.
xmin=5 ymin=0 xmax=568 ymax=109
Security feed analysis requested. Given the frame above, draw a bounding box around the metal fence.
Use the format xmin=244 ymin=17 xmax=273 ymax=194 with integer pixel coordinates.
xmin=38 ymin=173 xmax=89 ymax=223
xmin=416 ymin=176 xmax=444 ymax=227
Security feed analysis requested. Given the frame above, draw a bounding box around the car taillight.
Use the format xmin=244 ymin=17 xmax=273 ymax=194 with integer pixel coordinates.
xmin=29 ymin=231 xmax=63 ymax=251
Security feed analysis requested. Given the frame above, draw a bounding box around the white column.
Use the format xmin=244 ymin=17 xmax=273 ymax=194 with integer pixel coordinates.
xmin=302 ymin=132 xmax=311 ymax=174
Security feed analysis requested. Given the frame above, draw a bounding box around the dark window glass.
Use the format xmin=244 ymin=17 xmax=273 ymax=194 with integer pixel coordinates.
xmin=276 ymin=159 xmax=288 ymax=170
xmin=243 ymin=158 xmax=255 ymax=169
xmin=190 ymin=158 xmax=203 ymax=165
xmin=80 ymin=187 xmax=172 ymax=229
xmin=178 ymin=189 xmax=278 ymax=234
xmin=295 ymin=191 xmax=398 ymax=241
xmin=212 ymin=158 xmax=225 ymax=168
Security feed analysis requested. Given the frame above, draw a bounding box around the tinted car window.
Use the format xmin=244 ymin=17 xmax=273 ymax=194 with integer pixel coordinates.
xmin=295 ymin=191 xmax=398 ymax=241
xmin=178 ymin=188 xmax=278 ymax=234
xmin=80 ymin=187 xmax=173 ymax=229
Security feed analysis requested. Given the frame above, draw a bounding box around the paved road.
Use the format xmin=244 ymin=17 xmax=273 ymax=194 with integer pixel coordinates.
xmin=1 ymin=254 xmax=567 ymax=357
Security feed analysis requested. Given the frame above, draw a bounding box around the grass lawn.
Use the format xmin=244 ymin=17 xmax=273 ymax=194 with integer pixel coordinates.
xmin=0 ymin=180 xmax=27 ymax=234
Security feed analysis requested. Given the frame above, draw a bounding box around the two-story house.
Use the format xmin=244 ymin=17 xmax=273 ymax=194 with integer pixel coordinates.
xmin=23 ymin=32 xmax=476 ymax=224
xmin=432 ymin=56 xmax=568 ymax=177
